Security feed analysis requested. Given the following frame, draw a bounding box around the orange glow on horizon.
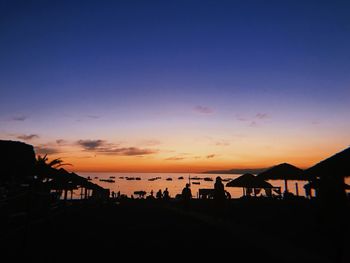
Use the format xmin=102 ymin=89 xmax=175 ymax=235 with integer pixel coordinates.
xmin=53 ymin=146 xmax=342 ymax=173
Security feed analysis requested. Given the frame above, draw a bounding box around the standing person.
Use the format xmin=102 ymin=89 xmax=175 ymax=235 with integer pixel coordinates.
xmin=214 ymin=176 xmax=226 ymax=201
xmin=181 ymin=183 xmax=192 ymax=201
xmin=156 ymin=189 xmax=163 ymax=199
xmin=163 ymin=188 xmax=170 ymax=201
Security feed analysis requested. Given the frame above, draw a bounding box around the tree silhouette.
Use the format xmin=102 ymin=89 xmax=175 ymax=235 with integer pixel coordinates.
xmin=35 ymin=154 xmax=71 ymax=182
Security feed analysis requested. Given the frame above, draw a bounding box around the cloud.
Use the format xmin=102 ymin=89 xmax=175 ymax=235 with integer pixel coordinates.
xmin=77 ymin=139 xmax=105 ymax=150
xmin=77 ymin=139 xmax=158 ymax=156
xmin=206 ymin=154 xmax=216 ymax=159
xmin=236 ymin=112 xmax=270 ymax=127
xmin=165 ymin=156 xmax=186 ymax=161
xmin=249 ymin=121 xmax=258 ymax=127
xmin=17 ymin=134 xmax=39 ymax=141
xmin=34 ymin=146 xmax=60 ymax=155
xmin=87 ymin=115 xmax=100 ymax=119
xmin=110 ymin=147 xmax=158 ymax=156
xmin=194 ymin=105 xmax=214 ymax=114
xmin=255 ymin=113 xmax=269 ymax=119
xmin=236 ymin=115 xmax=248 ymax=122
xmin=56 ymin=139 xmax=67 ymax=145
xmin=215 ymin=140 xmax=230 ymax=146
xmin=140 ymin=139 xmax=161 ymax=146
xmin=12 ymin=115 xmax=28 ymax=121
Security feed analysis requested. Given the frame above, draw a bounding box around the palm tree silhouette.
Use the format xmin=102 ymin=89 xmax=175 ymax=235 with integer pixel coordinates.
xmin=35 ymin=154 xmax=71 ymax=182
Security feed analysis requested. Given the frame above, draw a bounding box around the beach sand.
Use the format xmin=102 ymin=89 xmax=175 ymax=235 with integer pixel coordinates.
xmin=1 ymin=199 xmax=348 ymax=262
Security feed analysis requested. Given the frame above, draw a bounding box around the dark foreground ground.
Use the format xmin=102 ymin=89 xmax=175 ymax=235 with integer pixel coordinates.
xmin=1 ymin=198 xmax=349 ymax=262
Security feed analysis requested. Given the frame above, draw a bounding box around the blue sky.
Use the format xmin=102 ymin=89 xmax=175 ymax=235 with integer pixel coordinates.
xmin=1 ymin=0 xmax=349 ymax=171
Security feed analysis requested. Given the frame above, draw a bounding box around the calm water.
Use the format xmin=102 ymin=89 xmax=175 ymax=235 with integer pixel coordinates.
xmin=74 ymin=172 xmax=316 ymax=199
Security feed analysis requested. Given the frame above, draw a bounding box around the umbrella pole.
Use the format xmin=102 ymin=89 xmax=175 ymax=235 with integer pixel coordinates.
xmin=64 ymin=189 xmax=68 ymax=201
xmin=295 ymin=182 xmax=299 ymax=196
xmin=284 ymin=179 xmax=288 ymax=192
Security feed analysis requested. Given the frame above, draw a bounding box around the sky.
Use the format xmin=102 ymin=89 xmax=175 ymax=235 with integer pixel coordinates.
xmin=0 ymin=0 xmax=349 ymax=172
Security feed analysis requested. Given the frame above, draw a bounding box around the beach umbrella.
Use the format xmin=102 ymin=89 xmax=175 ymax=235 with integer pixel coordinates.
xmin=134 ymin=191 xmax=146 ymax=198
xmin=257 ymin=163 xmax=305 ymax=192
xmin=304 ymin=147 xmax=350 ymax=179
xmin=226 ymin=173 xmax=274 ymax=196
xmin=303 ymin=147 xmax=350 ymax=201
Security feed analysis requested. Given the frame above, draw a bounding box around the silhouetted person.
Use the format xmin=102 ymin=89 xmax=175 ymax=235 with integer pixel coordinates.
xmin=304 ymin=184 xmax=311 ymax=199
xmin=181 ymin=183 xmax=192 ymax=201
xmin=147 ymin=190 xmax=155 ymax=200
xmin=246 ymin=187 xmax=252 ymax=197
xmin=156 ymin=189 xmax=163 ymax=199
xmin=163 ymin=188 xmax=170 ymax=201
xmin=214 ymin=176 xmax=225 ymax=201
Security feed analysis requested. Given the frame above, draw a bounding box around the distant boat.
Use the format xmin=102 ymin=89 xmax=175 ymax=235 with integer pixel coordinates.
xmin=99 ymin=179 xmax=115 ymax=183
xmin=126 ymin=177 xmax=135 ymax=180
xmin=191 ymin=177 xmax=201 ymax=180
xmin=119 ymin=177 xmax=124 ymax=179
xmin=192 ymin=182 xmax=200 ymax=185
xmin=136 ymin=177 xmax=141 ymax=180
xmin=166 ymin=178 xmax=173 ymax=181
xmin=222 ymin=178 xmax=232 ymax=182
xmin=87 ymin=176 xmax=92 ymax=181
xmin=204 ymin=177 xmax=213 ymax=181
xmin=94 ymin=177 xmax=98 ymax=179
xmin=149 ymin=177 xmax=161 ymax=181
xmin=178 ymin=176 xmax=184 ymax=180
xmin=109 ymin=176 xmax=116 ymax=178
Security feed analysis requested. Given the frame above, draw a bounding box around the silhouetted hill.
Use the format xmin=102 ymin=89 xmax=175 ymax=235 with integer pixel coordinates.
xmin=202 ymin=168 xmax=267 ymax=174
xmin=0 ymin=140 xmax=36 ymax=183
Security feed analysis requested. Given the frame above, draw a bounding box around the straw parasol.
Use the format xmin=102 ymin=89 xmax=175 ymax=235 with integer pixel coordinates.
xmin=304 ymin=147 xmax=350 ymax=179
xmin=257 ymin=163 xmax=305 ymax=193
xmin=226 ymin=173 xmax=274 ymax=196
xmin=303 ymin=147 xmax=350 ymax=201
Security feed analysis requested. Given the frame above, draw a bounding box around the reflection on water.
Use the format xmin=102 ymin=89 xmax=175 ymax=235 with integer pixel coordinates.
xmin=76 ymin=172 xmax=315 ymax=199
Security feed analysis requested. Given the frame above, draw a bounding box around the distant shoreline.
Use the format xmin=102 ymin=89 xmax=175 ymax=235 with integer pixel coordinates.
xmin=202 ymin=168 xmax=267 ymax=174
xmin=75 ymin=170 xmax=267 ymax=175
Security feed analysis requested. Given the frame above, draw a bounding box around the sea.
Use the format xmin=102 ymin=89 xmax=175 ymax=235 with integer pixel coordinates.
xmin=73 ymin=172 xmax=316 ymax=199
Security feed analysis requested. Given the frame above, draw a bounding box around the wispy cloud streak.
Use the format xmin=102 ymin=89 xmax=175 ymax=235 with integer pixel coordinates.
xmin=194 ymin=105 xmax=214 ymax=114
xmin=17 ymin=134 xmax=39 ymax=140
xmin=77 ymin=139 xmax=158 ymax=156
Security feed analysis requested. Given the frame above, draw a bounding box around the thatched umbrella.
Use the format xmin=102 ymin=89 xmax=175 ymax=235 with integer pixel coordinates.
xmin=226 ymin=173 xmax=274 ymax=196
xmin=134 ymin=191 xmax=147 ymax=198
xmin=303 ymin=147 xmax=350 ymax=201
xmin=304 ymin=147 xmax=350 ymax=179
xmin=44 ymin=168 xmax=77 ymax=200
xmin=257 ymin=163 xmax=306 ymax=193
xmin=69 ymin=172 xmax=108 ymax=199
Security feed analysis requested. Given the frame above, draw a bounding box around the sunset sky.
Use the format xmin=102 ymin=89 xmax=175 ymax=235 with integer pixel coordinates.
xmin=1 ymin=0 xmax=349 ymax=172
